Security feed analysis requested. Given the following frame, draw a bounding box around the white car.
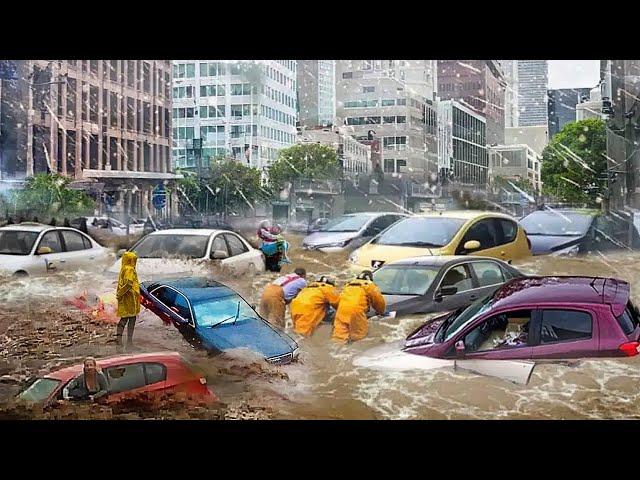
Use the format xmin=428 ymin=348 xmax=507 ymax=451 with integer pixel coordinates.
xmin=0 ymin=223 xmax=112 ymax=277
xmin=106 ymin=229 xmax=265 ymax=277
xmin=82 ymin=216 xmax=146 ymax=236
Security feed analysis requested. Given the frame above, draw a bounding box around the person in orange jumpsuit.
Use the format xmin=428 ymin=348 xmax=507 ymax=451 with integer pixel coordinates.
xmin=259 ymin=268 xmax=307 ymax=328
xmin=332 ymin=271 xmax=385 ymax=343
xmin=290 ymin=276 xmax=340 ymax=337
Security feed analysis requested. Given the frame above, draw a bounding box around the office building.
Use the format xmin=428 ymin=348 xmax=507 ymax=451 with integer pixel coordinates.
xmin=548 ymin=87 xmax=591 ymax=137
xmin=489 ymin=144 xmax=542 ymax=192
xmin=297 ymin=60 xmax=335 ymax=128
xmin=517 ymin=60 xmax=549 ymax=128
xmin=575 ymin=85 xmax=603 ymax=121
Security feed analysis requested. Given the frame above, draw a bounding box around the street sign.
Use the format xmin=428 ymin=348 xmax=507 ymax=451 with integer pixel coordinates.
xmin=152 ymin=183 xmax=167 ymax=210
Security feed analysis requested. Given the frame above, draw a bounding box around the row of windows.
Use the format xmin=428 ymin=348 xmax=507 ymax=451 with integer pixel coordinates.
xmin=172 ymin=125 xmax=294 ymax=145
xmin=260 ymin=126 xmax=295 ymax=144
xmin=262 ymin=84 xmax=295 ymax=109
xmin=383 ymin=158 xmax=407 ymax=173
xmin=200 ymin=85 xmax=226 ymax=97
xmin=383 ymin=136 xmax=407 ymax=148
xmin=345 ymin=116 xmax=407 ymax=126
xmin=343 ymin=98 xmax=408 ymax=109
xmin=260 ymin=105 xmax=295 ymax=126
xmin=174 ymin=63 xmax=195 ymax=79
xmin=198 ymin=105 xmax=226 ymax=118
xmin=173 ymin=86 xmax=194 ymax=98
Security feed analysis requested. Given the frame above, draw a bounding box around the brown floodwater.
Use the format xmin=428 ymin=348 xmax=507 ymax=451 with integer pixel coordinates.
xmin=2 ymin=235 xmax=640 ymax=419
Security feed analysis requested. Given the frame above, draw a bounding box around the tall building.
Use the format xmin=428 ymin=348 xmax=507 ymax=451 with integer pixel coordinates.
xmin=0 ymin=60 xmax=175 ymax=217
xmin=488 ymin=144 xmax=542 ymax=192
xmin=172 ymin=60 xmax=297 ymax=173
xmin=517 ymin=60 xmax=549 ymax=127
xmin=575 ymin=86 xmax=603 ymax=121
xmin=548 ymin=87 xmax=591 ymax=137
xmin=437 ymin=60 xmax=506 ymax=145
xmin=335 ymin=60 xmax=438 ymax=178
xmin=500 ymin=60 xmax=519 ymax=128
xmin=297 ymin=60 xmax=335 ymax=128
xmin=437 ymin=100 xmax=488 ymax=185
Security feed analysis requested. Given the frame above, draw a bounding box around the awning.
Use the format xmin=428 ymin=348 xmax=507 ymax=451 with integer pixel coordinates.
xmin=82 ymin=169 xmax=183 ymax=181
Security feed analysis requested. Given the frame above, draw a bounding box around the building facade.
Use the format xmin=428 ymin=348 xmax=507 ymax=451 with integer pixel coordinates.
xmin=438 ymin=100 xmax=488 ymax=186
xmin=297 ymin=60 xmax=335 ymax=128
xmin=0 ymin=60 xmax=175 ymax=217
xmin=437 ymin=60 xmax=506 ymax=145
xmin=548 ymin=87 xmax=591 ymax=137
xmin=489 ymin=144 xmax=542 ymax=192
xmin=505 ymin=125 xmax=549 ymax=157
xmin=335 ymin=60 xmax=438 ymax=178
xmin=172 ymin=60 xmax=297 ymax=174
xmin=500 ymin=60 xmax=519 ymax=128
xmin=297 ymin=126 xmax=371 ymax=176
xmin=575 ymin=86 xmax=603 ymax=121
xmin=517 ymin=60 xmax=549 ymax=128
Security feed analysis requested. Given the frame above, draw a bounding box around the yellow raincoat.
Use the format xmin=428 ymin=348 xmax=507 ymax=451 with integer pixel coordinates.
xmin=116 ymin=251 xmax=141 ymax=318
xmin=290 ymin=281 xmax=340 ymax=337
xmin=332 ymin=279 xmax=385 ymax=343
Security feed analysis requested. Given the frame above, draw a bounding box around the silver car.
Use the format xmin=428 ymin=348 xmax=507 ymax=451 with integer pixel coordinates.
xmin=302 ymin=212 xmax=407 ymax=253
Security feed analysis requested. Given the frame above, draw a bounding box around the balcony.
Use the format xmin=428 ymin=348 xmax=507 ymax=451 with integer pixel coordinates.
xmin=293 ymin=179 xmax=342 ymax=195
xmin=410 ymin=183 xmax=440 ymax=198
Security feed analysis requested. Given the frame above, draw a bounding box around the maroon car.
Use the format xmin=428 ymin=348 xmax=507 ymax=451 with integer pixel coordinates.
xmin=404 ymin=276 xmax=640 ymax=360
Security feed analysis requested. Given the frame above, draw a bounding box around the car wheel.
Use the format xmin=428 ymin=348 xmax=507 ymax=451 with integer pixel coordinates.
xmin=13 ymin=271 xmax=28 ymax=278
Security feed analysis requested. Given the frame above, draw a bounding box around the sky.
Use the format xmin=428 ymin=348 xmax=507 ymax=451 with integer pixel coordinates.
xmin=548 ymin=60 xmax=600 ymax=89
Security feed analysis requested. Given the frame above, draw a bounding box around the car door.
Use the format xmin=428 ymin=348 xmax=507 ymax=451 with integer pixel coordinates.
xmin=209 ymin=234 xmax=230 ymax=265
xmin=149 ymin=286 xmax=193 ymax=328
xmin=468 ymin=260 xmax=507 ymax=300
xmin=35 ymin=229 xmax=69 ymax=273
xmin=102 ymin=362 xmax=151 ymax=402
xmin=434 ymin=263 xmax=478 ymax=312
xmin=529 ymin=308 xmax=597 ymax=359
xmin=140 ymin=362 xmax=168 ymax=395
xmin=455 ymin=218 xmax=501 ymax=259
xmin=493 ymin=218 xmax=522 ymax=262
xmin=59 ymin=229 xmax=95 ymax=270
xmin=221 ymin=233 xmax=252 ymax=273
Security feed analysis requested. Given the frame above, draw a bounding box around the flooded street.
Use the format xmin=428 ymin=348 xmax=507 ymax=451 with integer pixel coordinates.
xmin=2 ymin=235 xmax=640 ymax=419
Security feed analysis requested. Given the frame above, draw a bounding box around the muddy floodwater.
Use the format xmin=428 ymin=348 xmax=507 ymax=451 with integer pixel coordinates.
xmin=2 ymin=235 xmax=640 ymax=419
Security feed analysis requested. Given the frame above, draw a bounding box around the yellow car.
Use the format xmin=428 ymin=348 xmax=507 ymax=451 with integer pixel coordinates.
xmin=349 ymin=210 xmax=531 ymax=271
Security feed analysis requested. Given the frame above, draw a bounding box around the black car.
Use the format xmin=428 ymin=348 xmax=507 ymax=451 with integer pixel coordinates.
xmin=519 ymin=209 xmax=623 ymax=256
xmin=371 ymin=255 xmax=525 ymax=316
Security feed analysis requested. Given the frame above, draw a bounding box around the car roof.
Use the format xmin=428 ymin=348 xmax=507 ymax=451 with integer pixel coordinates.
xmin=341 ymin=212 xmax=406 ymax=217
xmin=147 ymin=228 xmax=230 ymax=236
xmin=382 ymin=255 xmax=508 ymax=267
xmin=523 ymin=209 xmax=599 ymax=217
xmin=143 ymin=277 xmax=237 ymax=303
xmin=0 ymin=223 xmax=51 ymax=233
xmin=44 ymin=352 xmax=184 ymax=381
xmin=409 ymin=210 xmax=516 ymax=221
xmin=491 ymin=276 xmax=629 ymax=311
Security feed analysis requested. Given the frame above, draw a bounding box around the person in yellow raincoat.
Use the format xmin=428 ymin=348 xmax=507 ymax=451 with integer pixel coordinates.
xmin=290 ymin=276 xmax=340 ymax=337
xmin=332 ymin=271 xmax=385 ymax=343
xmin=116 ymin=251 xmax=141 ymax=349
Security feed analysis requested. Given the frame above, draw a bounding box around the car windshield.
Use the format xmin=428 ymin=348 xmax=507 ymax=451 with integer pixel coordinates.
xmin=373 ymin=266 xmax=439 ymax=296
xmin=319 ymin=215 xmax=372 ymax=232
xmin=192 ymin=294 xmax=257 ymax=328
xmin=132 ymin=234 xmax=209 ymax=259
xmin=0 ymin=230 xmax=39 ymax=255
xmin=519 ymin=211 xmax=594 ymax=236
xmin=18 ymin=378 xmax=61 ymax=402
xmin=441 ymin=294 xmax=495 ymax=342
xmin=372 ymin=217 xmax=466 ymax=247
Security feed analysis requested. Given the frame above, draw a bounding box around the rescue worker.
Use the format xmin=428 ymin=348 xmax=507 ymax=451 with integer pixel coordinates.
xmin=259 ymin=267 xmax=307 ymax=329
xmin=290 ymin=275 xmax=340 ymax=337
xmin=332 ymin=270 xmax=385 ymax=343
xmin=115 ymin=251 xmax=140 ymax=350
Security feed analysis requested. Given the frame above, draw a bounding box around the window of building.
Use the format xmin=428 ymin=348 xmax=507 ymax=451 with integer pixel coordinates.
xmin=383 ymin=159 xmax=395 ymax=173
xmin=363 ymin=86 xmax=375 ymax=93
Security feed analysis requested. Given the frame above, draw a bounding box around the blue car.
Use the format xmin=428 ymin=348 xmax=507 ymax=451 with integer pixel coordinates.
xmin=140 ymin=278 xmax=299 ymax=365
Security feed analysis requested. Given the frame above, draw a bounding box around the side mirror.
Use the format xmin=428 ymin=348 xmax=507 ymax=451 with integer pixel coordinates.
xmin=116 ymin=249 xmax=126 ymax=258
xmin=212 ymin=250 xmax=228 ymax=260
xmin=463 ymin=240 xmax=480 ymax=251
xmin=434 ymin=285 xmax=457 ymax=302
xmin=36 ymin=246 xmax=53 ymax=255
xmin=463 ymin=240 xmax=481 ymax=251
xmin=455 ymin=340 xmax=466 ymax=356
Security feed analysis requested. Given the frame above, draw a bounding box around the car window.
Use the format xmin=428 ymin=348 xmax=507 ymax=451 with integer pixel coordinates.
xmin=372 ymin=217 xmax=466 ymax=247
xmin=152 ymin=286 xmax=177 ymax=307
xmin=144 ymin=363 xmax=167 ymax=385
xmin=81 ymin=235 xmax=93 ymax=249
xmin=105 ymin=363 xmax=146 ymax=394
xmin=224 ymin=234 xmax=248 ymax=256
xmin=373 ymin=266 xmax=439 ymax=295
xmin=18 ymin=378 xmax=61 ymax=402
xmin=38 ymin=231 xmax=63 ymax=253
xmin=211 ymin=235 xmax=229 ymax=257
xmin=132 ymin=234 xmax=209 ymax=259
xmin=540 ymin=310 xmax=592 ymax=344
xmin=440 ymin=265 xmax=474 ymax=293
xmin=61 ymin=230 xmax=89 ymax=252
xmin=615 ymin=302 xmax=639 ymax=335
xmin=174 ymin=293 xmax=192 ymax=321
xmin=458 ymin=219 xmax=498 ymax=252
xmin=463 ymin=309 xmax=532 ymax=353
xmin=497 ymin=219 xmax=518 ymax=244
xmin=0 ymin=230 xmax=39 ymax=255
xmin=471 ymin=261 xmax=505 ymax=287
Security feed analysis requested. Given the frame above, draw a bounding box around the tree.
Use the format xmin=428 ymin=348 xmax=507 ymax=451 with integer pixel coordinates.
xmin=541 ymin=118 xmax=606 ymax=206
xmin=268 ymin=143 xmax=341 ymax=192
xmin=13 ymin=173 xmax=95 ymax=217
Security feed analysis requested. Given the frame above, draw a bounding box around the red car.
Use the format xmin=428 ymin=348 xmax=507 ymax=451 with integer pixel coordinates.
xmin=17 ymin=352 xmax=215 ymax=406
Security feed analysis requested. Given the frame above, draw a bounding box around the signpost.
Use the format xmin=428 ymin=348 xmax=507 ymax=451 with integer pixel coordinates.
xmin=152 ymin=183 xmax=167 ymax=211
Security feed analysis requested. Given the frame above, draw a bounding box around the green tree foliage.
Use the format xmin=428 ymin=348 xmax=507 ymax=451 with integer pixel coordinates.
xmin=13 ymin=173 xmax=95 ymax=216
xmin=268 ymin=144 xmax=341 ymax=192
xmin=541 ymin=119 xmax=606 ymax=205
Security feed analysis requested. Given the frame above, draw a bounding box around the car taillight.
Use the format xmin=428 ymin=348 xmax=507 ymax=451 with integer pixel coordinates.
xmin=619 ymin=341 xmax=640 ymax=356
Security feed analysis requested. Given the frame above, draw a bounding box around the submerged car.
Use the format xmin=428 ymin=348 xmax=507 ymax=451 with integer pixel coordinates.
xmin=140 ymin=278 xmax=299 ymax=365
xmin=302 ymin=212 xmax=406 ymax=253
xmin=0 ymin=223 xmax=111 ymax=277
xmin=519 ymin=208 xmax=622 ymax=256
xmin=17 ymin=352 xmax=214 ymax=407
xmin=372 ymin=256 xmax=525 ymax=316
xmin=107 ymin=228 xmax=265 ymax=277
xmin=403 ymin=276 xmax=640 ymax=360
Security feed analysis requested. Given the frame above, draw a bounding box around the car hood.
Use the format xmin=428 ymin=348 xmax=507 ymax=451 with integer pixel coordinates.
xmin=107 ymin=257 xmax=210 ymax=278
xmin=528 ymin=234 xmax=584 ymax=255
xmin=303 ymin=231 xmax=360 ymax=247
xmin=196 ymin=317 xmax=296 ymax=359
xmin=354 ymin=243 xmax=444 ymax=269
